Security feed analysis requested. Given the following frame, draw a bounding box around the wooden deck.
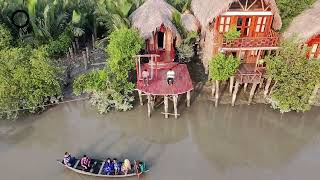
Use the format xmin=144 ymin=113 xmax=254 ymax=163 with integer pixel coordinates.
xmin=136 ymin=63 xmax=193 ymax=96
xmin=236 ymin=63 xmax=265 ymax=84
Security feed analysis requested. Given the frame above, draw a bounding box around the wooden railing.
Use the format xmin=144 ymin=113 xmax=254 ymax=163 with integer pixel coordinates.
xmin=222 ymin=31 xmax=280 ymax=49
xmin=236 ymin=69 xmax=263 ymax=84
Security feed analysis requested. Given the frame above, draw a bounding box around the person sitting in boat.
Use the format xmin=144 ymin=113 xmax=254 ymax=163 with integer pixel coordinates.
xmin=103 ymin=158 xmax=114 ymax=175
xmin=121 ymin=159 xmax=131 ymax=175
xmin=133 ymin=160 xmax=140 ymax=173
xmin=166 ymin=69 xmax=175 ymax=86
xmin=142 ymin=69 xmax=150 ymax=86
xmin=80 ymin=155 xmax=91 ymax=171
xmin=113 ymin=158 xmax=121 ymax=175
xmin=63 ymin=152 xmax=75 ymax=167
xmin=139 ymin=161 xmax=146 ymax=173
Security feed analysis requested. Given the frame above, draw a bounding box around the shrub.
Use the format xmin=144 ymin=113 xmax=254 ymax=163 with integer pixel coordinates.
xmin=209 ymin=53 xmax=240 ymax=81
xmin=0 ymin=47 xmax=62 ymax=119
xmin=224 ymin=26 xmax=241 ymax=40
xmin=46 ymin=30 xmax=73 ymax=57
xmin=73 ymin=28 xmax=144 ymax=113
xmin=266 ymin=38 xmax=320 ymax=112
xmin=0 ymin=24 xmax=12 ymax=49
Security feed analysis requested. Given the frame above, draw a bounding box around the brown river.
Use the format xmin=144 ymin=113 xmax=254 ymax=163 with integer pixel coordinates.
xmin=1 ymin=100 xmax=320 ymax=180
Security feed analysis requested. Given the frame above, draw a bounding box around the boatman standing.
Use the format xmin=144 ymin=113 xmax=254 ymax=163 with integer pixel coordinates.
xmin=166 ymin=69 xmax=175 ymax=86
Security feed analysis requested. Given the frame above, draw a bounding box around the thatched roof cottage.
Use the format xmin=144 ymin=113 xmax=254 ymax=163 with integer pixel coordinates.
xmin=190 ymin=0 xmax=282 ymax=72
xmin=284 ymin=0 xmax=320 ymax=59
xmin=130 ymin=0 xmax=181 ymax=62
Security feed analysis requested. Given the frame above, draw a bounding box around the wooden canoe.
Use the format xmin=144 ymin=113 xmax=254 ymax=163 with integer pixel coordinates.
xmin=57 ymin=159 xmax=149 ymax=178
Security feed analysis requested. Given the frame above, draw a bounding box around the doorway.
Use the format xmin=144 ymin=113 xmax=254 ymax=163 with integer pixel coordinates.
xmin=157 ymin=32 xmax=165 ymax=49
xmin=237 ymin=16 xmax=251 ymax=37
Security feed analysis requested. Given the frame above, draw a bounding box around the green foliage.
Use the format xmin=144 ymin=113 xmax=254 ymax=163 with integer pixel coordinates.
xmin=0 ymin=24 xmax=12 ymax=49
xmin=277 ymin=0 xmax=316 ymax=31
xmin=45 ymin=30 xmax=73 ymax=57
xmin=177 ymin=43 xmax=194 ymax=63
xmin=266 ymin=38 xmax=320 ymax=112
xmin=167 ymin=0 xmax=191 ymax=12
xmin=73 ymin=28 xmax=143 ymax=113
xmin=224 ymin=26 xmax=241 ymax=40
xmin=172 ymin=11 xmax=187 ymax=38
xmin=0 ymin=46 xmax=62 ymax=120
xmin=208 ymin=53 xmax=240 ymax=81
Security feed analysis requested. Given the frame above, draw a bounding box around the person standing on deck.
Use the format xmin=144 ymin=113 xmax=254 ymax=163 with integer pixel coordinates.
xmin=166 ymin=69 xmax=175 ymax=86
xmin=142 ymin=69 xmax=150 ymax=86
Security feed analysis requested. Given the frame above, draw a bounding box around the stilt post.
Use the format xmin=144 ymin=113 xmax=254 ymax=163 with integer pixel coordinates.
xmin=215 ymin=80 xmax=219 ymax=107
xmin=248 ymin=83 xmax=258 ymax=105
xmin=173 ymin=95 xmax=178 ymax=119
xmin=187 ymin=91 xmax=191 ymax=107
xmin=211 ymin=81 xmax=216 ymax=98
xmin=138 ymin=90 xmax=143 ymax=106
xmin=232 ymin=81 xmax=240 ymax=106
xmin=164 ymin=96 xmax=169 ymax=119
xmin=264 ymin=77 xmax=272 ymax=98
xmin=69 ymin=47 xmax=74 ymax=60
xmin=244 ymin=83 xmax=248 ymax=92
xmin=229 ymin=76 xmax=235 ymax=95
xmin=147 ymin=94 xmax=151 ymax=117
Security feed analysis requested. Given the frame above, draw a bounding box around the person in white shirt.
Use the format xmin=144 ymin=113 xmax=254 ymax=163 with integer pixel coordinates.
xmin=166 ymin=69 xmax=175 ymax=86
xmin=142 ymin=69 xmax=150 ymax=86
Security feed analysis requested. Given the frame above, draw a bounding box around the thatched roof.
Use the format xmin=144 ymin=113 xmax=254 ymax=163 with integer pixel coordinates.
xmin=182 ymin=11 xmax=200 ymax=32
xmin=191 ymin=0 xmax=282 ymax=30
xmin=129 ymin=0 xmax=180 ymax=40
xmin=284 ymin=0 xmax=320 ymax=41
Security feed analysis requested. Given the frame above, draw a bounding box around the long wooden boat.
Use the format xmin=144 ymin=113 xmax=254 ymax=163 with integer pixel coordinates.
xmin=57 ymin=158 xmax=149 ymax=178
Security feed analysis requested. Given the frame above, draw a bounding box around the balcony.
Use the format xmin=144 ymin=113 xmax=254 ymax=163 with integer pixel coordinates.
xmin=222 ymin=31 xmax=280 ymax=49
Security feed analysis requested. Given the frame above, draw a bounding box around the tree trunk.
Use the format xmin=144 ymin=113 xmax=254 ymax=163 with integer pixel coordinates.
xmin=215 ymin=80 xmax=219 ymax=107
xmin=270 ymin=81 xmax=278 ymax=95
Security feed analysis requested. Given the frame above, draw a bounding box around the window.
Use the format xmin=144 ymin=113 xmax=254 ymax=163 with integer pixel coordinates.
xmin=237 ymin=17 xmax=251 ymax=36
xmin=310 ymin=44 xmax=319 ymax=59
xmin=255 ymin=16 xmax=267 ymax=33
xmin=219 ymin=16 xmax=231 ymax=33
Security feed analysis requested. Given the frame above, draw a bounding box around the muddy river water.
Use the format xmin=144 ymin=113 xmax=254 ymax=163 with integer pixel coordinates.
xmin=1 ymin=100 xmax=320 ymax=180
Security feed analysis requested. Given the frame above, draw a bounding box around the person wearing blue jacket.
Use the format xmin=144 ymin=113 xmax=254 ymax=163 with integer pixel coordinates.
xmin=103 ymin=158 xmax=114 ymax=175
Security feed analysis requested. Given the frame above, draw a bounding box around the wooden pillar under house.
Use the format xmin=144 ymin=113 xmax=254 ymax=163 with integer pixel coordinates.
xmin=138 ymin=90 xmax=143 ymax=106
xmin=244 ymin=83 xmax=248 ymax=92
xmin=229 ymin=76 xmax=235 ymax=95
xmin=187 ymin=91 xmax=191 ymax=107
xmin=164 ymin=95 xmax=169 ymax=119
xmin=147 ymin=94 xmax=152 ymax=117
xmin=173 ymin=95 xmax=178 ymax=119
xmin=211 ymin=81 xmax=216 ymax=98
xmin=264 ymin=77 xmax=272 ymax=98
xmin=248 ymin=83 xmax=258 ymax=105
xmin=232 ymin=81 xmax=240 ymax=106
xmin=215 ymin=80 xmax=219 ymax=107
